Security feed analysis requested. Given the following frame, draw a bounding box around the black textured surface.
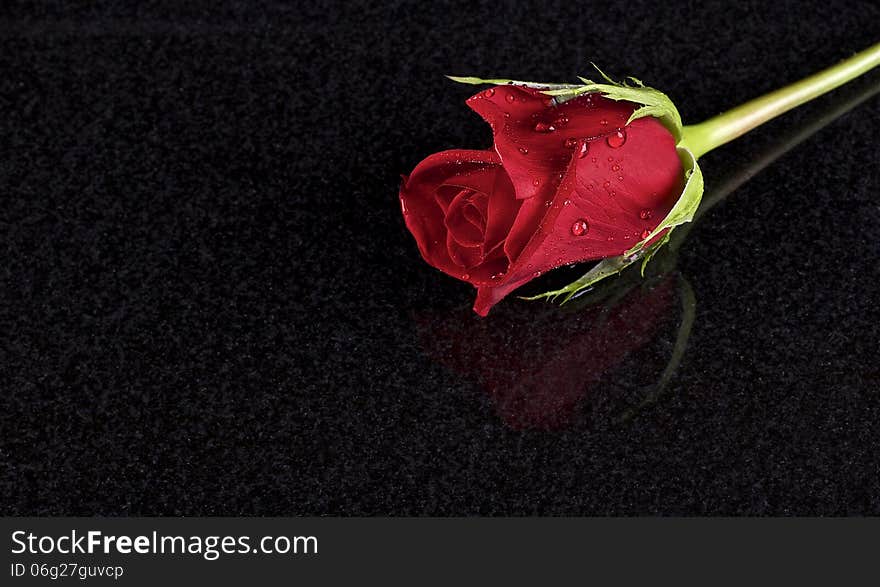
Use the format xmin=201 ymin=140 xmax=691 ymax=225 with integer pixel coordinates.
xmin=2 ymin=1 xmax=880 ymax=515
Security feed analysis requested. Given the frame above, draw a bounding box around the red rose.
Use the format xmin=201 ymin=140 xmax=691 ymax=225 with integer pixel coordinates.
xmin=400 ymin=85 xmax=684 ymax=315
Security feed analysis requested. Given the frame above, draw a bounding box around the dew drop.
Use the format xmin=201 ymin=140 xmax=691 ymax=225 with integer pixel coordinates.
xmin=563 ymin=199 xmax=572 ymax=206
xmin=542 ymin=97 xmax=555 ymax=107
xmin=606 ymin=129 xmax=627 ymax=148
xmin=534 ymin=122 xmax=556 ymax=133
xmin=611 ymin=164 xmax=621 ymax=171
xmin=483 ymin=88 xmax=495 ymax=98
xmin=504 ymin=112 xmax=511 ymax=118
xmin=600 ymin=119 xmax=608 ymax=126
xmin=518 ymin=147 xmax=529 ymax=154
xmin=532 ymin=178 xmax=540 ymax=186
xmin=606 ymin=236 xmax=614 ymax=242
xmin=640 ymin=209 xmax=653 ymax=220
xmin=570 ymin=218 xmax=590 ymax=236
xmin=577 ymin=141 xmax=589 ymax=158
xmin=564 ymin=137 xmax=578 ymax=149
xmin=641 ymin=229 xmax=651 ymax=239
xmin=505 ymin=93 xmax=516 ymax=103
xmin=490 ymin=272 xmax=505 ymax=280
xmin=554 ymin=115 xmax=569 ymax=126
xmin=617 ymin=175 xmax=624 ymax=181
xmin=603 ymin=180 xmax=611 ymax=189
xmin=462 ymin=273 xmax=470 ymax=280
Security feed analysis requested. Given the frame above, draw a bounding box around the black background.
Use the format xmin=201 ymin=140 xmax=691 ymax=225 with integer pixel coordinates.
xmin=2 ymin=1 xmax=879 ymax=515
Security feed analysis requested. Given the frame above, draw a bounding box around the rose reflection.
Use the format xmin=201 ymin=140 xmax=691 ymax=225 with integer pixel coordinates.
xmin=415 ymin=272 xmax=683 ymax=430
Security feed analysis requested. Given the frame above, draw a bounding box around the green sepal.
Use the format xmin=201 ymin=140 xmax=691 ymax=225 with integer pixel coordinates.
xmin=445 ymin=75 xmax=580 ymax=91
xmin=542 ymin=65 xmax=683 ymax=141
xmin=519 ymin=255 xmax=639 ymax=304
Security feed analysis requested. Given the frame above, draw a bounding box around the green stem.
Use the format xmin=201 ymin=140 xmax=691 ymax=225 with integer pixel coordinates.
xmin=681 ymin=42 xmax=880 ymax=158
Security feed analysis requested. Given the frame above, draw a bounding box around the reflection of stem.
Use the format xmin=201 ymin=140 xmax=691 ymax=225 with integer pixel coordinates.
xmin=682 ymin=42 xmax=880 ymax=158
xmin=615 ymin=276 xmax=696 ymax=424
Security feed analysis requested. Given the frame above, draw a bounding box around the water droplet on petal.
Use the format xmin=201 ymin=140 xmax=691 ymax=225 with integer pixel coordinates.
xmin=504 ymin=112 xmax=511 ymax=118
xmin=554 ymin=115 xmax=569 ymax=126
xmin=564 ymin=137 xmax=578 ymax=149
xmin=542 ymin=97 xmax=555 ymax=107
xmin=505 ymin=93 xmax=516 ymax=103
xmin=617 ymin=175 xmax=624 ymax=181
xmin=640 ymin=209 xmax=653 ymax=220
xmin=600 ymin=119 xmax=608 ymax=126
xmin=603 ymin=180 xmax=611 ymax=189
xmin=534 ymin=122 xmax=556 ymax=133
xmin=577 ymin=142 xmax=589 ymax=158
xmin=570 ymin=218 xmax=590 ymax=236
xmin=483 ymin=88 xmax=495 ymax=98
xmin=563 ymin=199 xmax=572 ymax=206
xmin=462 ymin=273 xmax=470 ymax=279
xmin=641 ymin=229 xmax=651 ymax=239
xmin=532 ymin=178 xmax=540 ymax=186
xmin=606 ymin=129 xmax=627 ymax=148
xmin=611 ymin=164 xmax=621 ymax=171
xmin=518 ymin=147 xmax=529 ymax=154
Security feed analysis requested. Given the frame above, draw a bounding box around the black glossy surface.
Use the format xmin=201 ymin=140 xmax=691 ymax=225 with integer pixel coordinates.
xmin=2 ymin=1 xmax=879 ymax=515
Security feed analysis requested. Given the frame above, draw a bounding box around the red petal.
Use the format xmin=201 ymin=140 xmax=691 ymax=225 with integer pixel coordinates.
xmin=400 ymin=149 xmax=520 ymax=283
xmin=466 ymin=86 xmax=635 ymax=201
xmin=473 ymin=116 xmax=684 ymax=315
xmin=445 ymin=189 xmax=486 ymax=247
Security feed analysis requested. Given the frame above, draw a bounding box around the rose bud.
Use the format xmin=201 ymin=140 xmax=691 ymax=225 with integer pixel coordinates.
xmin=399 ymin=43 xmax=880 ymax=315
